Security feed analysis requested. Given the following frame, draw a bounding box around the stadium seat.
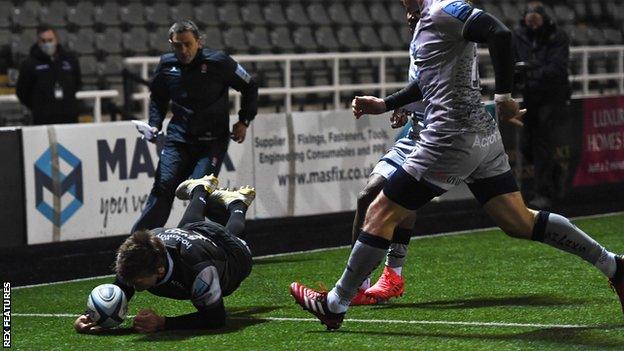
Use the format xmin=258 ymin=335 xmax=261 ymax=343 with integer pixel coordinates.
xmin=196 ymin=3 xmax=219 ymax=28
xmin=170 ymin=3 xmax=194 ymax=23
xmin=586 ymin=1 xmax=604 ymax=22
xmin=368 ymin=3 xmax=393 ymax=25
xmin=120 ymin=3 xmax=146 ymax=27
xmin=122 ymin=28 xmax=149 ymax=55
xmin=67 ymin=2 xmax=95 ymax=28
xmin=271 ymin=27 xmax=296 ymax=53
xmin=285 ymin=3 xmax=311 ymax=26
xmin=223 ymin=27 xmax=249 ymax=53
xmin=337 ymin=26 xmax=362 ymax=51
xmin=95 ymin=28 xmax=123 ymax=55
xmin=387 ymin=56 xmax=410 ymax=82
xmin=605 ymin=1 xmax=624 ymax=24
xmin=293 ymin=26 xmax=319 ymax=52
xmin=499 ymin=2 xmax=521 ymax=26
xmin=603 ymin=28 xmax=623 ymax=45
xmin=255 ymin=61 xmax=281 ymax=75
xmin=0 ymin=2 xmax=11 ymax=29
xmin=388 ymin=2 xmax=406 ymax=24
xmin=328 ymin=3 xmax=352 ymax=26
xmin=241 ymin=4 xmax=265 ymax=27
xmin=218 ymin=3 xmax=243 ymax=27
xmin=396 ymin=25 xmax=412 ymax=46
xmin=247 ymin=26 xmax=273 ymax=54
xmin=263 ymin=3 xmax=288 ymax=27
xmin=348 ymin=3 xmax=373 ymax=26
xmin=11 ymin=29 xmax=36 ymax=55
xmin=553 ymin=4 xmax=575 ymax=25
xmin=569 ymin=25 xmax=590 ymax=46
xmin=39 ymin=1 xmax=67 ymax=28
xmin=587 ymin=26 xmax=607 ymax=46
xmin=379 ymin=26 xmax=405 ymax=51
xmin=12 ymin=3 xmax=38 ymax=29
xmin=99 ymin=54 xmax=124 ymax=80
xmin=203 ymin=27 xmax=225 ymax=51
xmin=571 ymin=0 xmax=587 ymax=22
xmin=55 ymin=28 xmax=69 ymax=44
xmin=95 ymin=2 xmax=121 ymax=27
xmin=145 ymin=3 xmax=170 ymax=27
xmin=358 ymin=26 xmax=383 ymax=51
xmin=79 ymin=55 xmax=98 ymax=77
xmin=67 ymin=29 xmax=95 ymax=55
xmin=568 ymin=55 xmax=582 ymax=75
xmin=0 ymin=28 xmax=11 ymax=45
xmin=481 ymin=3 xmax=505 ymax=24
xmin=307 ymin=3 xmax=332 ymax=26
xmin=148 ymin=27 xmax=171 ymax=54
xmin=315 ymin=26 xmax=340 ymax=52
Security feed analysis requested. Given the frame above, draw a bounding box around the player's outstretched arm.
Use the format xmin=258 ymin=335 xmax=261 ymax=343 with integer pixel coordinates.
xmin=352 ymin=80 xmax=423 ymax=119
xmin=462 ymin=11 xmax=525 ymax=126
xmin=133 ymin=309 xmax=166 ymax=333
xmin=143 ymin=302 xmax=226 ymax=332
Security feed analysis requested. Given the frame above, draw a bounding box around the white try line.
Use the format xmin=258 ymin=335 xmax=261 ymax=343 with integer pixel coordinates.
xmin=13 ymin=313 xmax=590 ymax=329
xmin=12 ymin=211 xmax=624 ymax=291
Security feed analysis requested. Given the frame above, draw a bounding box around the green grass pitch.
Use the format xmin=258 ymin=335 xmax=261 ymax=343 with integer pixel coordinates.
xmin=10 ymin=213 xmax=624 ymax=350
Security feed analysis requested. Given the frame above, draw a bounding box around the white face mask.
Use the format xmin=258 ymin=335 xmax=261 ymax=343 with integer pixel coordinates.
xmin=39 ymin=42 xmax=57 ymax=56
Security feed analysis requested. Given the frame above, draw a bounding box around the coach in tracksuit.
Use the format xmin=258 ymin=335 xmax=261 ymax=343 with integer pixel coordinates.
xmin=132 ymin=20 xmax=258 ymax=232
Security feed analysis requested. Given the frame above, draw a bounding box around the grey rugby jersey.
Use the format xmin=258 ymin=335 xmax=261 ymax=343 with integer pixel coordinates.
xmin=412 ymin=0 xmax=496 ymax=134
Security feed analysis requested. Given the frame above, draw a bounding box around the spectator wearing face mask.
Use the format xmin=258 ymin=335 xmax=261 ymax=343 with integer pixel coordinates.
xmin=16 ymin=24 xmax=82 ymax=125
xmin=512 ymin=1 xmax=570 ymax=209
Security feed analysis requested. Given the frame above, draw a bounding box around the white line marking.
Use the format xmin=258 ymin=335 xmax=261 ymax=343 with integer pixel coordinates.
xmin=12 ymin=211 xmax=624 ymax=290
xmin=13 ymin=313 xmax=589 ymax=329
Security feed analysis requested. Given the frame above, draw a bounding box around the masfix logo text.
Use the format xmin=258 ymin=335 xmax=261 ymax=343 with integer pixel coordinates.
xmin=34 ymin=143 xmax=83 ymax=226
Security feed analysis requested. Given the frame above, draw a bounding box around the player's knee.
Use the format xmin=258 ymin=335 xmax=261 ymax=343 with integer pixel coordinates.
xmin=365 ymin=194 xmax=402 ymax=227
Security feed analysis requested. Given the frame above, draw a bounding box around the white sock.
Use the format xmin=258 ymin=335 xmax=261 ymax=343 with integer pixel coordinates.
xmin=595 ymin=249 xmax=617 ymax=278
xmin=359 ymin=277 xmax=371 ymax=290
xmin=389 ymin=266 xmax=402 ymax=276
xmin=327 ymin=288 xmax=349 ymax=314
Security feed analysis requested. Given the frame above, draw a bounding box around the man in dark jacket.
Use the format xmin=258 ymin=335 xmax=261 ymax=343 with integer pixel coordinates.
xmin=16 ymin=25 xmax=82 ymax=125
xmin=512 ymin=1 xmax=570 ymax=209
xmin=131 ymin=20 xmax=258 ymax=232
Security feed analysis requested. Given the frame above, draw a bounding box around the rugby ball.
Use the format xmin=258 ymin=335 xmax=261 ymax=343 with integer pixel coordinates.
xmin=86 ymin=284 xmax=128 ymax=328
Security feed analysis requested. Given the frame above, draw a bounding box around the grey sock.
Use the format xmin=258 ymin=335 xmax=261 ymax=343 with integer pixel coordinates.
xmin=386 ymin=243 xmax=408 ymax=268
xmin=532 ymin=211 xmax=609 ymax=267
xmin=386 ymin=227 xmax=411 ymax=268
xmin=328 ymin=231 xmax=390 ymax=313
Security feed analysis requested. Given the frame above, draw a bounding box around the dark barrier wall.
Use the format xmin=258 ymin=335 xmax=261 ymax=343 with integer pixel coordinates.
xmin=0 ymin=127 xmax=26 ymax=247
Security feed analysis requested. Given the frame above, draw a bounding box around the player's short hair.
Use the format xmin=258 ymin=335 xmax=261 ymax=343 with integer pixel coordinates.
xmin=115 ymin=230 xmax=166 ymax=283
xmin=168 ymin=20 xmax=201 ymax=40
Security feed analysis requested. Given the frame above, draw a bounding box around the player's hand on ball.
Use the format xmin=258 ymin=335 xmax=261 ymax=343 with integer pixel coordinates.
xmin=390 ymin=109 xmax=409 ymax=129
xmin=352 ymin=96 xmax=387 ymax=119
xmin=74 ymin=314 xmax=100 ymax=334
xmin=496 ymin=99 xmax=526 ymax=127
xmin=133 ymin=309 xmax=165 ymax=333
xmin=230 ymin=121 xmax=247 ymax=143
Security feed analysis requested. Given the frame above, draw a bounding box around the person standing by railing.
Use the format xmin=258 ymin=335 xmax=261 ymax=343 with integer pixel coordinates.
xmin=131 ymin=20 xmax=258 ymax=233
xmin=16 ymin=24 xmax=82 ymax=125
xmin=512 ymin=1 xmax=571 ymax=209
